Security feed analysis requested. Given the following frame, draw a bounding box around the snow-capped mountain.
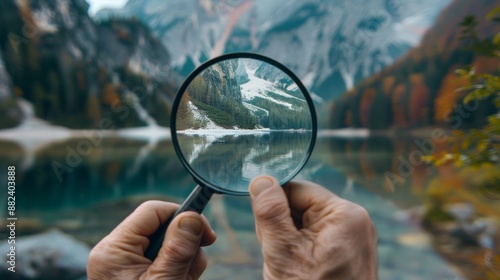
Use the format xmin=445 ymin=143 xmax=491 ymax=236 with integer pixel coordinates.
xmin=96 ymin=0 xmax=452 ymax=101
xmin=240 ymin=63 xmax=306 ymax=112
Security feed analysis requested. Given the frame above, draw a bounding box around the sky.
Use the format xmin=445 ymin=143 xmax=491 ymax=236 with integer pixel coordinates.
xmin=86 ymin=0 xmax=129 ymax=16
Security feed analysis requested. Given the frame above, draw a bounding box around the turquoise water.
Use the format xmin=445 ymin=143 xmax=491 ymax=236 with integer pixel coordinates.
xmin=0 ymin=136 xmax=463 ymax=279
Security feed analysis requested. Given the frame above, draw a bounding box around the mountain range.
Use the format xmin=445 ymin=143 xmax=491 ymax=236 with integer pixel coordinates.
xmin=96 ymin=0 xmax=452 ymax=101
xmin=176 ymin=58 xmax=311 ymax=130
xmin=1 ymin=0 xmax=495 ymax=131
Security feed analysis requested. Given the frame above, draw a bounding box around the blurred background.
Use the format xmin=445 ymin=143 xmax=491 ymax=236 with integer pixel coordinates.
xmin=0 ymin=0 xmax=499 ymax=279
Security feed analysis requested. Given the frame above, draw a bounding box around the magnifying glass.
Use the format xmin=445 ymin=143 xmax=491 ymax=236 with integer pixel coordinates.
xmin=145 ymin=53 xmax=317 ymax=260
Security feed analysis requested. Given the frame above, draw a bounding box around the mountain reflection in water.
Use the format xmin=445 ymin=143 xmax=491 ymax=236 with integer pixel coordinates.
xmin=176 ymin=131 xmax=312 ymax=192
xmin=0 ymin=136 xmax=464 ymax=279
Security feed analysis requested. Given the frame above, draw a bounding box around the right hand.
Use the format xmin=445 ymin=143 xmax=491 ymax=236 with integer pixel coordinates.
xmin=249 ymin=176 xmax=378 ymax=280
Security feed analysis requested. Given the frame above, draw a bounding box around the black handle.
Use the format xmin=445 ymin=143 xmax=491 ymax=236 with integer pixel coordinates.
xmin=144 ymin=184 xmax=215 ymax=260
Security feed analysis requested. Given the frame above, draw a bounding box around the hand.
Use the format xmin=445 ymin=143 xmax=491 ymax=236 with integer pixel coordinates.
xmin=249 ymin=176 xmax=378 ymax=280
xmin=87 ymin=201 xmax=217 ymax=280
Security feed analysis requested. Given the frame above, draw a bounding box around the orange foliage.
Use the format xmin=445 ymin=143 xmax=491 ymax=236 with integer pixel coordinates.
xmin=472 ymin=56 xmax=500 ymax=73
xmin=409 ymin=74 xmax=430 ymax=125
xmin=359 ymin=88 xmax=376 ymax=127
xmin=391 ymin=84 xmax=408 ymax=127
xmin=76 ymin=70 xmax=86 ymax=91
xmin=102 ymin=84 xmax=120 ymax=105
xmin=382 ymin=76 xmax=395 ymax=96
xmin=434 ymin=70 xmax=468 ymax=123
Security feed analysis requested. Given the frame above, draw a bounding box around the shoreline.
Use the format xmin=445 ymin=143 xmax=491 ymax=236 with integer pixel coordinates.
xmin=0 ymin=126 xmax=456 ymax=146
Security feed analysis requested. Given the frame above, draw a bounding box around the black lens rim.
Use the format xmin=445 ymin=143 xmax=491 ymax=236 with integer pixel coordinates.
xmin=170 ymin=52 xmax=317 ymax=196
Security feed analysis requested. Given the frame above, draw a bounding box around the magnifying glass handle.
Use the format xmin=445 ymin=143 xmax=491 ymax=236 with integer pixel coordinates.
xmin=144 ymin=184 xmax=215 ymax=261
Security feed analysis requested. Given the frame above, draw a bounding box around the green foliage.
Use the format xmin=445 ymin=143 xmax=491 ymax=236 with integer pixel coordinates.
xmin=190 ymin=98 xmax=237 ymax=128
xmin=0 ymin=98 xmax=22 ymax=128
xmin=187 ymin=63 xmax=259 ymax=129
xmin=425 ymin=7 xmax=500 ymax=169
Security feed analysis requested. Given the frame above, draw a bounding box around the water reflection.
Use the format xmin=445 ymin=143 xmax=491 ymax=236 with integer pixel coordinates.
xmin=326 ymin=136 xmax=431 ymax=207
xmin=0 ymin=136 xmax=488 ymax=279
xmin=177 ymin=131 xmax=312 ymax=192
xmin=9 ymin=138 xmax=192 ymax=213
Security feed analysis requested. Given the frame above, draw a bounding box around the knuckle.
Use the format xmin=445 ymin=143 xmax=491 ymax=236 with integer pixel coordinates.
xmin=345 ymin=203 xmax=377 ymax=236
xmin=254 ymin=198 xmax=289 ymax=223
xmin=135 ymin=201 xmax=156 ymax=213
xmin=162 ymin=239 xmax=196 ymax=263
xmin=88 ymin=245 xmax=106 ymax=265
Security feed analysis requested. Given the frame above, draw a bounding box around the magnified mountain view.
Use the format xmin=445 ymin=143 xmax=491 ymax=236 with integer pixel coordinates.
xmin=176 ymin=58 xmax=312 ymax=131
xmin=176 ymin=58 xmax=313 ymax=192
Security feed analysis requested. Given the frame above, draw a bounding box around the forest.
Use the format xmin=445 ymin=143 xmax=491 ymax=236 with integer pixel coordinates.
xmin=329 ymin=0 xmax=499 ymax=130
xmin=0 ymin=0 xmax=176 ymax=129
xmin=185 ymin=60 xmax=258 ymax=129
xmin=182 ymin=59 xmax=312 ymax=130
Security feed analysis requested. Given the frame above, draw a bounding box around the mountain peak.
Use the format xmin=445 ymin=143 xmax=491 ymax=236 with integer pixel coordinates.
xmin=95 ymin=0 xmax=452 ymax=101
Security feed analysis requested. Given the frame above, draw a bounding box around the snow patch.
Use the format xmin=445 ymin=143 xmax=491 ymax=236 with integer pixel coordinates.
xmin=243 ymin=102 xmax=269 ymax=116
xmin=240 ymin=65 xmax=305 ymax=110
xmin=286 ymin=83 xmax=298 ymax=91
xmin=178 ymin=128 xmax=270 ymax=136
xmin=318 ymin=128 xmax=370 ymax=138
xmin=123 ymin=91 xmax=158 ymax=127
xmin=187 ymin=101 xmax=224 ymax=130
xmin=310 ymin=92 xmax=324 ymax=103
xmin=33 ymin=5 xmax=58 ymax=33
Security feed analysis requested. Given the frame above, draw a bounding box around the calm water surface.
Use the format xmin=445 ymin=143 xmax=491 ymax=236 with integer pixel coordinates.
xmin=0 ymin=135 xmax=464 ymax=279
xmin=176 ymin=131 xmax=312 ymax=193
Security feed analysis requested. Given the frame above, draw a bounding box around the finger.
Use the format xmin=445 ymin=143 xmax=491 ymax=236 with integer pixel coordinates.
xmin=147 ymin=212 xmax=204 ymax=279
xmin=187 ymin=249 xmax=208 ymax=280
xmin=284 ymin=180 xmax=338 ymax=213
xmin=249 ymin=176 xmax=299 ymax=246
xmin=117 ymin=201 xmax=178 ymax=236
xmin=283 ymin=180 xmax=339 ymax=228
xmin=105 ymin=201 xmax=216 ymax=255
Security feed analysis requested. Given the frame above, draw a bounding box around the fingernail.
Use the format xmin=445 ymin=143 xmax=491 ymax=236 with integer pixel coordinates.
xmin=250 ymin=176 xmax=274 ymax=197
xmin=179 ymin=216 xmax=203 ymax=236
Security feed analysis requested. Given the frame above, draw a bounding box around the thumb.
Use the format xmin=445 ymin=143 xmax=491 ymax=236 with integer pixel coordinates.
xmin=147 ymin=212 xmax=204 ymax=279
xmin=249 ymin=176 xmax=299 ymax=246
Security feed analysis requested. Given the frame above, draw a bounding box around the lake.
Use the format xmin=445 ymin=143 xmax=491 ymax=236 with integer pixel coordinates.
xmin=176 ymin=131 xmax=313 ymax=193
xmin=0 ymin=134 xmax=471 ymax=279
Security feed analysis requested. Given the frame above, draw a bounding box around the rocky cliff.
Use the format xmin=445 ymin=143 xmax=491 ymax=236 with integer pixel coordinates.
xmin=0 ymin=0 xmax=178 ymax=129
xmin=0 ymin=51 xmax=22 ymax=128
xmin=96 ymin=0 xmax=452 ymax=101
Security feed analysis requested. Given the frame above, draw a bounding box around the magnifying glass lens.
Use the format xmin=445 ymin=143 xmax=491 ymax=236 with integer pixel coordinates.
xmin=174 ymin=57 xmax=316 ymax=194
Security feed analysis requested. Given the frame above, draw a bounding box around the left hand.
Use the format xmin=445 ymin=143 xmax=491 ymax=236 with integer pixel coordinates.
xmin=87 ymin=201 xmax=217 ymax=280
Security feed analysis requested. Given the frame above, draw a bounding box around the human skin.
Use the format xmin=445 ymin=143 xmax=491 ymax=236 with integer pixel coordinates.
xmin=249 ymin=176 xmax=378 ymax=280
xmin=87 ymin=201 xmax=216 ymax=280
xmin=87 ymin=176 xmax=378 ymax=279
